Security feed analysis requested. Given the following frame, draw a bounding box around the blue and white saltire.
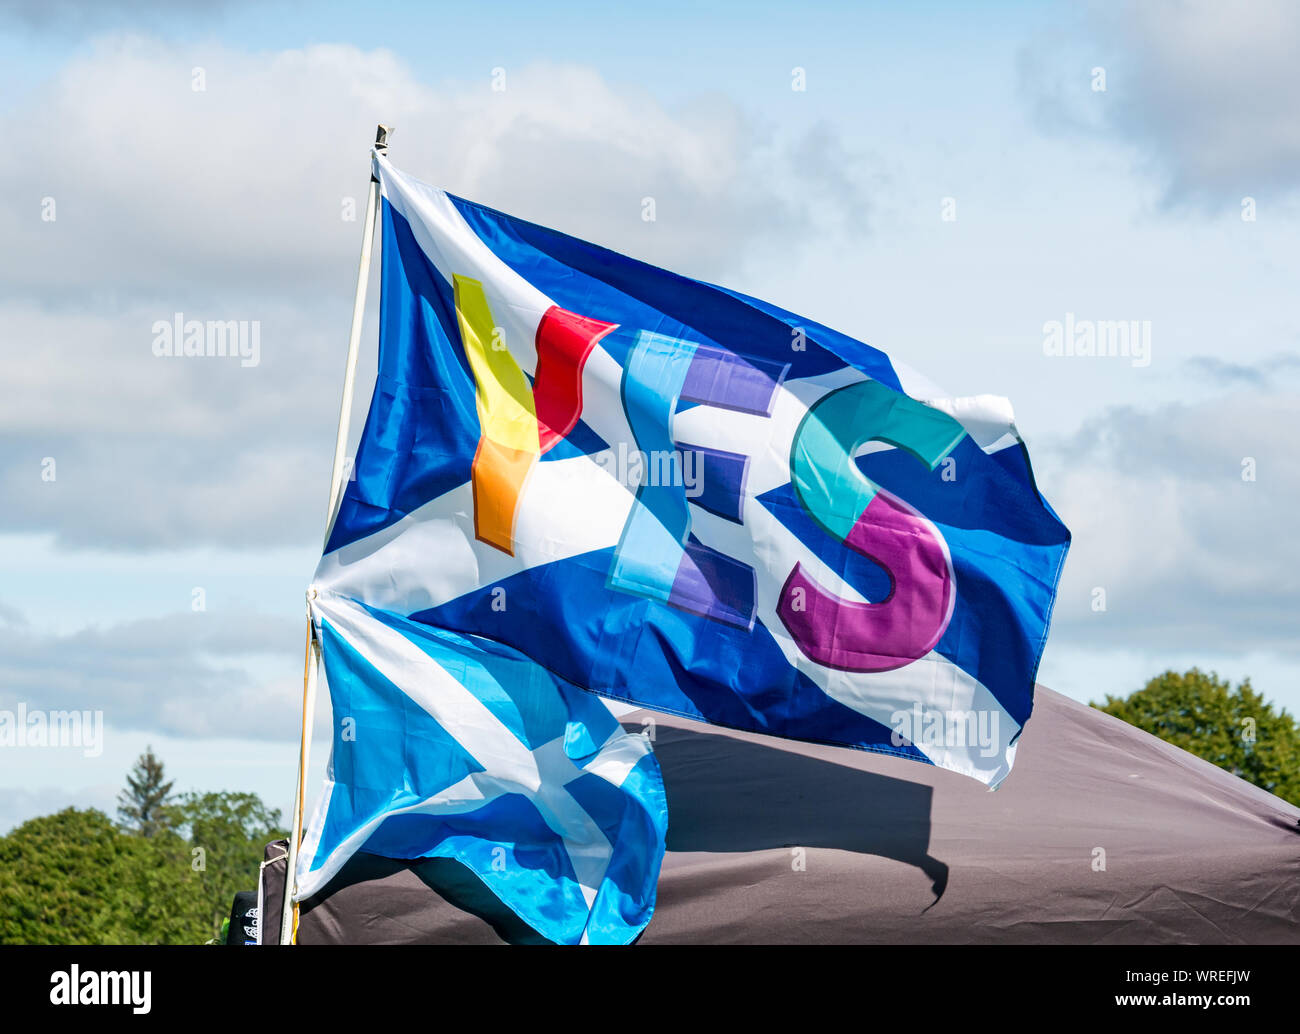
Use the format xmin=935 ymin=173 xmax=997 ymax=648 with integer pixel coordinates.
xmin=296 ymin=592 xmax=667 ymax=945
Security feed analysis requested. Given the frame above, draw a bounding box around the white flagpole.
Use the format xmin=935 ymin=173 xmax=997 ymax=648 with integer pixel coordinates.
xmin=280 ymin=123 xmax=390 ymax=945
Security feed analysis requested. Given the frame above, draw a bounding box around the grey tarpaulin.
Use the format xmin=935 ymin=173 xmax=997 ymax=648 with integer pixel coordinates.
xmin=261 ymin=687 xmax=1300 ymax=944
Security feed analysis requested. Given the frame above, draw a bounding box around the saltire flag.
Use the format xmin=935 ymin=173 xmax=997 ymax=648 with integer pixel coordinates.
xmin=296 ymin=594 xmax=666 ymax=944
xmin=298 ymin=152 xmax=1069 ymax=941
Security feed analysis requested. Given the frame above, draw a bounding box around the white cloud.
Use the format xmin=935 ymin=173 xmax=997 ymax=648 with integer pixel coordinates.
xmin=0 ymin=39 xmax=864 ymax=303
xmin=1020 ymin=0 xmax=1300 ymax=206
xmin=1043 ymin=387 xmax=1300 ymax=655
xmin=0 ymin=607 xmax=305 ymax=738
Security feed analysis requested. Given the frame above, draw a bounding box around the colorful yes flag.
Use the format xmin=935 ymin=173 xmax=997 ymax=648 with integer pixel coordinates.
xmin=300 ymin=153 xmax=1069 ymax=939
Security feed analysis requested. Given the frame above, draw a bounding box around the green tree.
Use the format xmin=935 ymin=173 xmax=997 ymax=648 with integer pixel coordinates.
xmin=1094 ymin=668 xmax=1300 ymax=805
xmin=0 ymin=808 xmax=208 ymax=944
xmin=117 ymin=747 xmax=175 ymax=837
xmin=166 ymin=791 xmax=288 ymax=941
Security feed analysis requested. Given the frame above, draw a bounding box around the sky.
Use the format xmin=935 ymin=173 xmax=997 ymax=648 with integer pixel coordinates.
xmin=1 ymin=0 xmax=1297 ymax=833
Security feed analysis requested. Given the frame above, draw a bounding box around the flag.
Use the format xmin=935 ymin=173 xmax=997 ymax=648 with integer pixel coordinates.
xmin=300 ymin=150 xmax=1069 ymax=939
xmin=297 ymin=594 xmax=666 ymax=944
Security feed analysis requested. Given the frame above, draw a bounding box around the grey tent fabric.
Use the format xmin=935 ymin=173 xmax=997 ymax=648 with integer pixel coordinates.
xmin=262 ymin=687 xmax=1300 ymax=944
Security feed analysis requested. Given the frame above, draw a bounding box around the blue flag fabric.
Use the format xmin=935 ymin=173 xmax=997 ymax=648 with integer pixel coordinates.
xmin=298 ymin=152 xmax=1069 ymax=941
xmin=298 ymin=594 xmax=666 ymax=944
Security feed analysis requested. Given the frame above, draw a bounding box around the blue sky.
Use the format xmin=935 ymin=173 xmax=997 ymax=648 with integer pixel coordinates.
xmin=1 ymin=0 xmax=1297 ymax=831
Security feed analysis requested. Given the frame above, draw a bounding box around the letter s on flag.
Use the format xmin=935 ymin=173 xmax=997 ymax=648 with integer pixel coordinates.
xmin=777 ymin=380 xmax=967 ymax=672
